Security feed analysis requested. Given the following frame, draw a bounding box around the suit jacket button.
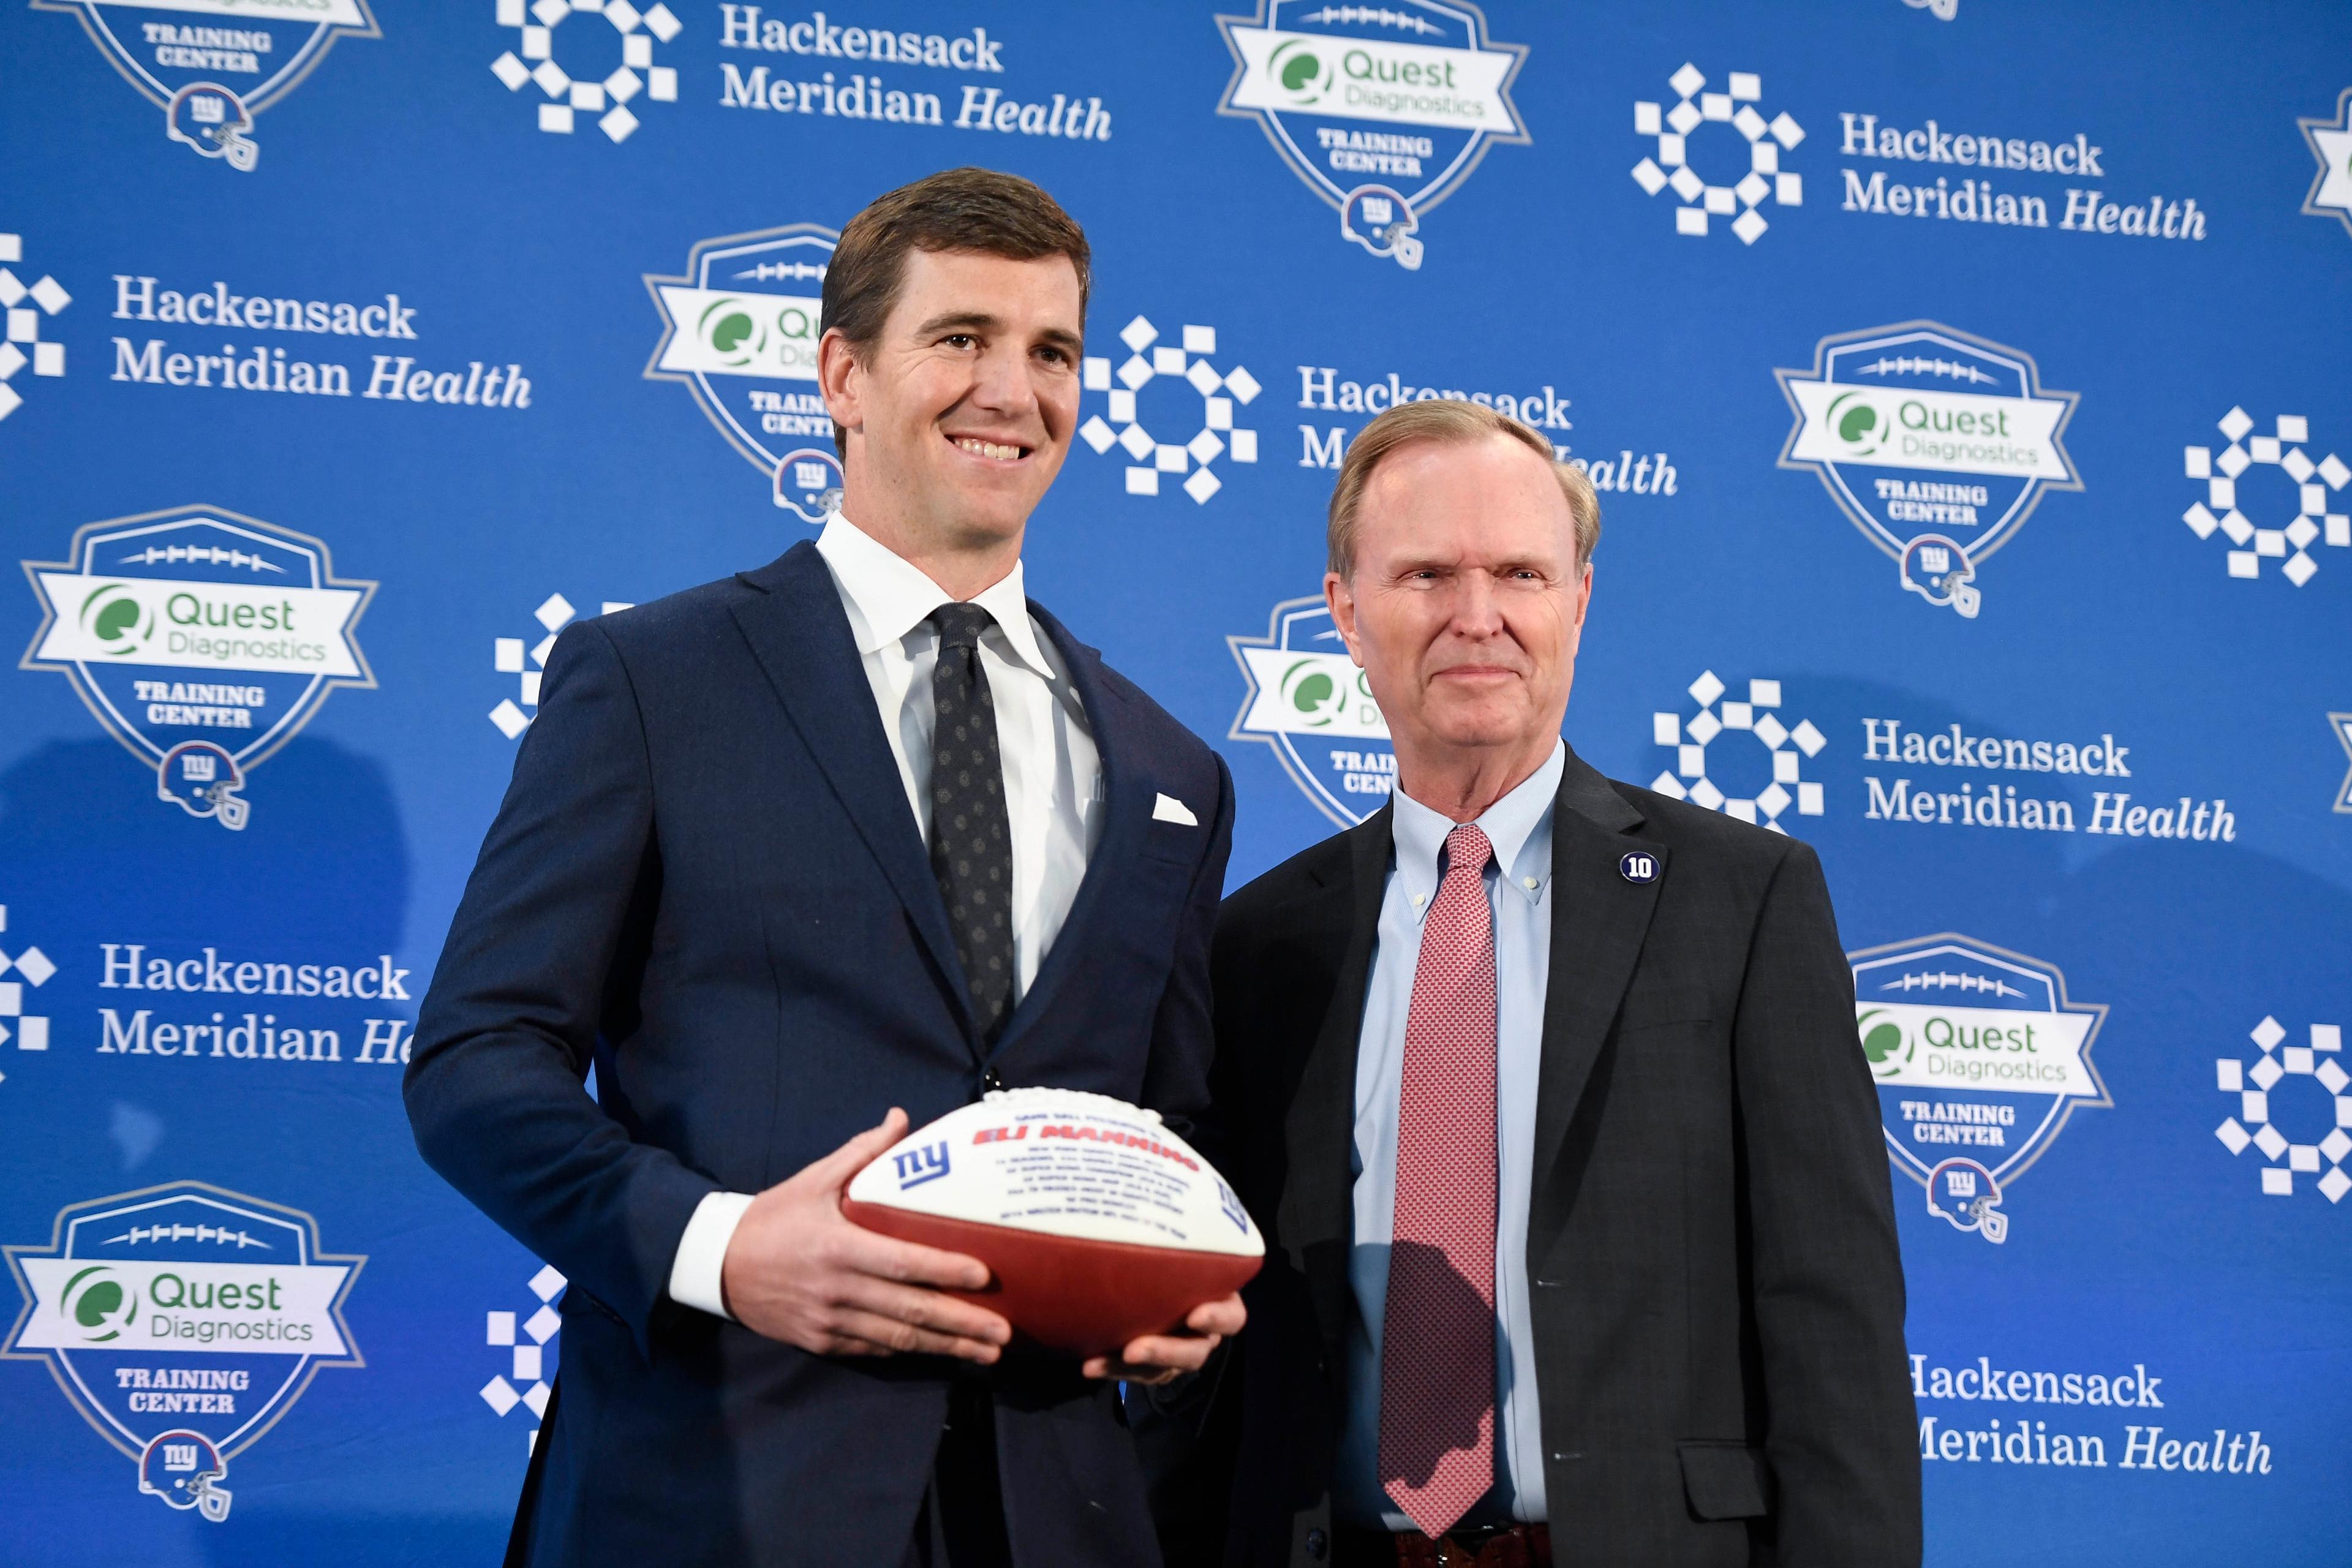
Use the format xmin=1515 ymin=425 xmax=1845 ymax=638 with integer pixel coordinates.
xmin=1305 ymin=1527 xmax=1329 ymax=1560
xmin=981 ymin=1068 xmax=1006 ymax=1094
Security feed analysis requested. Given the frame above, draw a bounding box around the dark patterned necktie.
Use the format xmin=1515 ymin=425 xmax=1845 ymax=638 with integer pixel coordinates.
xmin=926 ymin=603 xmax=1016 ymax=1045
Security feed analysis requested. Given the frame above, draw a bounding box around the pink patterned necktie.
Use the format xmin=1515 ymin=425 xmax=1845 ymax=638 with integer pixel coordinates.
xmin=1377 ymin=822 xmax=1499 ymax=1540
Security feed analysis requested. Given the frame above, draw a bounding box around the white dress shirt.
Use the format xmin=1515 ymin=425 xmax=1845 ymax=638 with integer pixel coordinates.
xmin=1338 ymin=741 xmax=1564 ymax=1528
xmin=665 ymin=513 xmax=1103 ymax=1319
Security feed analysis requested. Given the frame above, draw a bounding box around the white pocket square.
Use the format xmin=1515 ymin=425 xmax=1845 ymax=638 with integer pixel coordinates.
xmin=1152 ymin=792 xmax=1199 ymax=827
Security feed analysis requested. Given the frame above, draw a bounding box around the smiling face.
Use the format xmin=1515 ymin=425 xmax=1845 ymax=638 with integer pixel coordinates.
xmin=1327 ymin=433 xmax=1592 ymax=780
xmin=820 ymin=246 xmax=1084 ymax=561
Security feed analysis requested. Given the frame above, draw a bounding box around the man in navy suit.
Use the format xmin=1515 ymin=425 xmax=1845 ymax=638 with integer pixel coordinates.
xmin=405 ymin=168 xmax=1242 ymax=1568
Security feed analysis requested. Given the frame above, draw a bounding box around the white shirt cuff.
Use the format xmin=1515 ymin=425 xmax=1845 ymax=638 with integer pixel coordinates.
xmin=668 ymin=1190 xmax=755 ymax=1320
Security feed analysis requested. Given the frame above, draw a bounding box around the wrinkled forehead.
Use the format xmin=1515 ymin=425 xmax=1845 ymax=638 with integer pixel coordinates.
xmin=1355 ymin=437 xmax=1580 ymax=565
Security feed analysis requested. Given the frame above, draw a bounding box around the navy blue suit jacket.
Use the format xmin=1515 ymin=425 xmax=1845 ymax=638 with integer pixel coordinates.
xmin=405 ymin=541 xmax=1234 ymax=1567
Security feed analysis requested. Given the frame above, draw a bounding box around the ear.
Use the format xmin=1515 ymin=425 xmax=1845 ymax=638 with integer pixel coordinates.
xmin=1571 ymin=560 xmax=1593 ymax=631
xmin=1324 ymin=570 xmax=1364 ymax=667
xmin=818 ymin=328 xmax=862 ymax=446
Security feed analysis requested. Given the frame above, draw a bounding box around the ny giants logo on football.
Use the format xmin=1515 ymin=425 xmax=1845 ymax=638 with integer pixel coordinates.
xmin=3 ymin=1182 xmax=363 ymax=1521
xmin=892 ymin=1141 xmax=951 ymax=1189
xmin=34 ymin=0 xmax=379 ymax=170
xmin=646 ymin=224 xmax=845 ymax=522
xmin=1216 ymin=1 xmax=1526 ymax=269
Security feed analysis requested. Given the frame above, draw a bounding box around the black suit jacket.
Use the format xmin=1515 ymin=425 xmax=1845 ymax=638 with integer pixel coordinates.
xmin=404 ymin=541 xmax=1234 ymax=1568
xmin=1177 ymin=748 xmax=1917 ymax=1568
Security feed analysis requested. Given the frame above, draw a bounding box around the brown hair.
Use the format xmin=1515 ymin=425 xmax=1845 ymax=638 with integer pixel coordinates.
xmin=1326 ymin=399 xmax=1602 ymax=578
xmin=822 ymin=167 xmax=1091 ymax=454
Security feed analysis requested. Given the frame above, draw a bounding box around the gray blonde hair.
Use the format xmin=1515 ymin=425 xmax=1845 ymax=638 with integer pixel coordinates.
xmin=1326 ymin=398 xmax=1602 ymax=578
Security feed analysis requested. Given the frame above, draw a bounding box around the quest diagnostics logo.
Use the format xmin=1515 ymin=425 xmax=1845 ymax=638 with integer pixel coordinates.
xmin=23 ymin=507 xmax=374 ymax=831
xmin=1780 ymin=322 xmax=2079 ymax=617
xmin=1216 ymin=1 xmax=1527 ymax=269
xmin=1852 ymin=934 xmax=2109 ymax=1245
xmin=646 ymin=223 xmax=845 ymax=521
xmin=1229 ymin=595 xmax=1392 ymax=826
xmin=58 ymin=1264 xmax=141 ymax=1342
xmin=4 ymin=1182 xmax=363 ymax=1522
xmin=35 ymin=0 xmax=379 ymax=170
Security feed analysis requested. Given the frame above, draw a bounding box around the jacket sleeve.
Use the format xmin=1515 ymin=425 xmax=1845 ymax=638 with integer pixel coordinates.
xmin=404 ymin=619 xmax=718 ymax=1354
xmin=1138 ymin=751 xmax=1236 ymax=1163
xmin=1730 ymin=841 xmax=1923 ymax=1565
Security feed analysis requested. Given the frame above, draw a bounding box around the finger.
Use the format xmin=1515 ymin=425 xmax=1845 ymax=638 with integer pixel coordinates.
xmin=1084 ymin=1356 xmax=1181 ymax=1384
xmin=810 ymin=1107 xmax=911 ymax=1188
xmin=1185 ymin=1294 xmax=1246 ymax=1336
xmin=1112 ymin=1333 xmax=1219 ymax=1374
xmin=832 ymin=1275 xmax=1012 ymax=1346
xmin=831 ymin=1222 xmax=993 ymax=1293
xmin=830 ymin=1307 xmax=1003 ymax=1363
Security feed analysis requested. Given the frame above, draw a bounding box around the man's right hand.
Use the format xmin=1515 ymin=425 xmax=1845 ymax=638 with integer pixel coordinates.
xmin=720 ymin=1108 xmax=1012 ymax=1363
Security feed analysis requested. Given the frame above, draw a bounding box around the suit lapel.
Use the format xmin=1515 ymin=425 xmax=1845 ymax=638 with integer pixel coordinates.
xmin=985 ymin=601 xmax=1138 ymax=1068
xmin=1281 ymin=805 xmax=1392 ymax=1363
xmin=727 ymin=543 xmax=973 ymax=1038
xmin=1529 ymin=749 xmax=1668 ymax=1237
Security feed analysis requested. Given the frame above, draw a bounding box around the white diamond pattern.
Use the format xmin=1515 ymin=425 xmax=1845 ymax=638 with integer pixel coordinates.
xmin=2180 ymin=410 xmax=2347 ymax=584
xmin=1651 ymin=672 xmax=1825 ymax=832
xmin=2215 ymin=1013 xmax=2352 ymax=1200
xmin=1632 ymin=66 xmax=1802 ymax=243
xmin=1084 ymin=315 xmax=1256 ymax=505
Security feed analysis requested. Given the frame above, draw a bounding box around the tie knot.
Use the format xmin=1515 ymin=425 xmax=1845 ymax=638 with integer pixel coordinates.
xmin=929 ymin=601 xmax=993 ymax=654
xmin=1442 ymin=823 xmax=1493 ymax=880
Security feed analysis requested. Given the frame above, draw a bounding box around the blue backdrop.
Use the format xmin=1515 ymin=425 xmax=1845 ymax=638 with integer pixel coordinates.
xmin=5 ymin=2 xmax=2350 ymax=1562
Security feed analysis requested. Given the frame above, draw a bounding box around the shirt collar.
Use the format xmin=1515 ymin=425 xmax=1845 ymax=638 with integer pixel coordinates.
xmin=1390 ymin=740 xmax=1567 ymax=916
xmin=815 ymin=510 xmax=1054 ymax=679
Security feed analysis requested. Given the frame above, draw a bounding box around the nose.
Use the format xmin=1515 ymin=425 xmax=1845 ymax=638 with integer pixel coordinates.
xmin=966 ymin=340 xmax=1038 ymax=423
xmin=1450 ymin=570 xmax=1506 ymax=638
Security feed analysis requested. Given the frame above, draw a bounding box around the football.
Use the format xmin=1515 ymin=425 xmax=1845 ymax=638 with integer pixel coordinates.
xmin=841 ymin=1087 xmax=1264 ymax=1357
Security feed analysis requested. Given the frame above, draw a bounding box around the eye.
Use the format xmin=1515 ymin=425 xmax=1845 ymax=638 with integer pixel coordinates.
xmin=1035 ymin=344 xmax=1070 ymax=366
xmin=941 ymin=333 xmax=978 ymax=350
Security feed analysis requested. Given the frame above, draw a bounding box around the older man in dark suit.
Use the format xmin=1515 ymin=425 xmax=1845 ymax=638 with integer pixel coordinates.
xmin=1180 ymin=399 xmax=1917 ymax=1567
xmin=407 ymin=168 xmax=1242 ymax=1568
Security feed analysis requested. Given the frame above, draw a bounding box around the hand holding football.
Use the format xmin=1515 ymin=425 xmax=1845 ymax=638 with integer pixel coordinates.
xmin=841 ymin=1088 xmax=1264 ymax=1358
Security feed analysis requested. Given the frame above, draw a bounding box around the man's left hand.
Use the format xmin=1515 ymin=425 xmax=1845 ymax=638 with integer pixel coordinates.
xmin=1082 ymin=1292 xmax=1245 ymax=1386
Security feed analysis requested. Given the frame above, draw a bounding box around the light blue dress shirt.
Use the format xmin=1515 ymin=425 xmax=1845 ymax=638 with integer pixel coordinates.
xmin=1336 ymin=741 xmax=1564 ymax=1530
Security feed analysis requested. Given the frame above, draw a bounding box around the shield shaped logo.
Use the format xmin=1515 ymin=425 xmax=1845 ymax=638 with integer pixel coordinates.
xmin=4 ymin=1182 xmax=363 ymax=1513
xmin=646 ymin=224 xmax=846 ymax=522
xmin=1778 ymin=322 xmax=2079 ymax=616
xmin=34 ymin=0 xmax=379 ymax=167
xmin=1230 ymin=596 xmax=1394 ymax=826
xmin=1216 ymin=1 xmax=1528 ymax=267
xmin=21 ymin=505 xmax=376 ymax=829
xmin=1850 ymin=933 xmax=2109 ymax=1240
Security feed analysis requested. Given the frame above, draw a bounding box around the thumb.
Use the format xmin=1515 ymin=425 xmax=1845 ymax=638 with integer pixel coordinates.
xmin=813 ymin=1106 xmax=910 ymax=1189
